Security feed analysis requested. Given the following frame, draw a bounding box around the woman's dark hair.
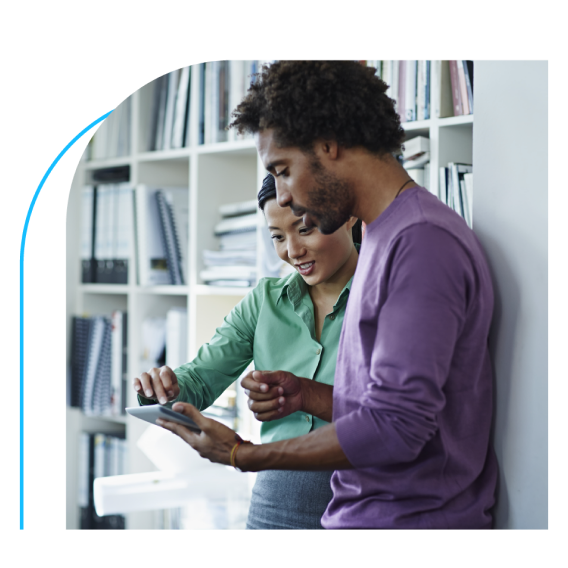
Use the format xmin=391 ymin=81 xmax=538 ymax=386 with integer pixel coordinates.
xmin=229 ymin=60 xmax=405 ymax=156
xmin=258 ymin=174 xmax=362 ymax=244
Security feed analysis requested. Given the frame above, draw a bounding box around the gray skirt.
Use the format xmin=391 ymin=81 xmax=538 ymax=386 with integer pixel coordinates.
xmin=246 ymin=469 xmax=334 ymax=530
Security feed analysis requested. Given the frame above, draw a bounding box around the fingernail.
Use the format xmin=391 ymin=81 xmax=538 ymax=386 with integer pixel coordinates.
xmin=145 ymin=389 xmax=153 ymax=397
xmin=167 ymin=390 xmax=174 ymax=397
xmin=245 ymin=389 xmax=250 ymax=396
xmin=279 ymin=397 xmax=285 ymax=405
xmin=278 ymin=407 xmax=283 ymax=413
xmin=160 ymin=397 xmax=167 ymax=405
xmin=278 ymin=387 xmax=283 ymax=395
xmin=260 ymin=384 xmax=268 ymax=392
xmin=135 ymin=385 xmax=140 ymax=391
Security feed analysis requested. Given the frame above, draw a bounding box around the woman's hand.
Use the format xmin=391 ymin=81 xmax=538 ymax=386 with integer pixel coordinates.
xmin=156 ymin=402 xmax=239 ymax=466
xmin=241 ymin=370 xmax=305 ymax=421
xmin=133 ymin=365 xmax=180 ymax=405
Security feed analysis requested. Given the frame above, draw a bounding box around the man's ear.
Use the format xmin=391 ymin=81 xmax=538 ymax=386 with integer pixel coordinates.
xmin=319 ymin=139 xmax=339 ymax=161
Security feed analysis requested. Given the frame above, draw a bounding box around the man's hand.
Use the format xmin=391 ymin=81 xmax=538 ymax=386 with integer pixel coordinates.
xmin=241 ymin=370 xmax=304 ymax=421
xmin=133 ymin=365 xmax=180 ymax=405
xmin=156 ymin=402 xmax=239 ymax=466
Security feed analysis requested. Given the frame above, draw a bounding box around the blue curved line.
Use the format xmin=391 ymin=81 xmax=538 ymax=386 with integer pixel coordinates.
xmin=20 ymin=111 xmax=113 ymax=530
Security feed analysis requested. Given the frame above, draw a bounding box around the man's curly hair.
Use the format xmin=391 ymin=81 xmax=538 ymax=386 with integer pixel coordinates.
xmin=229 ymin=60 xmax=405 ymax=156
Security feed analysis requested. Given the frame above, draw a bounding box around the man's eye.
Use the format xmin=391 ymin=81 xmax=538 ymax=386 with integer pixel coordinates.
xmin=299 ymin=227 xmax=312 ymax=235
xmin=275 ymin=168 xmax=288 ymax=177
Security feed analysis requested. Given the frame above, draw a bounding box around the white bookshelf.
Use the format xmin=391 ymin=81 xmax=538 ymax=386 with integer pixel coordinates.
xmin=66 ymin=61 xmax=475 ymax=530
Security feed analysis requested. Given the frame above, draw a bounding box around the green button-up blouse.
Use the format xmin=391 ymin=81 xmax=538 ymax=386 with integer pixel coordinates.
xmin=139 ymin=269 xmax=353 ymax=444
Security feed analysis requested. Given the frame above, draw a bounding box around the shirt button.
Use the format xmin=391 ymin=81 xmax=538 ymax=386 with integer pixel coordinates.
xmin=329 ymin=314 xmax=335 ymax=320
xmin=305 ymin=415 xmax=311 ymax=422
xmin=316 ymin=348 xmax=321 ymax=355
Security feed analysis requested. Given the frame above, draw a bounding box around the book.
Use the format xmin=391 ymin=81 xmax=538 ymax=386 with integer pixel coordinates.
xmin=398 ymin=60 xmax=406 ymax=122
xmin=134 ymin=185 xmax=188 ymax=286
xmin=110 ymin=310 xmax=127 ymax=415
xmin=463 ymin=172 xmax=473 ymax=227
xmin=214 ymin=212 xmax=257 ymax=236
xmin=218 ymin=198 xmax=257 ymax=218
xmin=425 ymin=60 xmax=431 ymax=120
xmin=404 ymin=60 xmax=417 ymax=122
xmin=152 ymin=74 xmax=168 ymax=151
xmin=81 ymin=185 xmax=96 ymax=283
xmin=456 ymin=60 xmax=470 ymax=115
xmin=219 ymin=230 xmax=257 ymax=251
xmin=417 ymin=61 xmax=426 ymax=121
xmin=439 ymin=166 xmax=449 ymax=205
xmin=162 ymin=69 xmax=180 ymax=151
xmin=171 ymin=66 xmax=191 ymax=149
xmin=71 ymin=316 xmax=92 ymax=408
xmin=203 ymin=249 xmax=256 ymax=267
xmin=402 ymin=136 xmax=430 ymax=160
xmin=449 ymin=163 xmax=473 ymax=219
xmin=431 ymin=61 xmax=454 ymax=118
xmin=403 ymin=151 xmax=430 ymax=169
xmin=449 ymin=61 xmax=463 ymax=116
xmin=155 ymin=189 xmax=185 ymax=285
xmin=463 ymin=61 xmax=474 ymax=114
xmin=80 ymin=433 xmax=126 ymax=529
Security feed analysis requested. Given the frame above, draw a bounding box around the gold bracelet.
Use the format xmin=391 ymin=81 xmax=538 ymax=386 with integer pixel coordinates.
xmin=230 ymin=437 xmax=251 ymax=472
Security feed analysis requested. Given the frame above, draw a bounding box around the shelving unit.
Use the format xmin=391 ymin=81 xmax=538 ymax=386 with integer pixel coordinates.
xmin=66 ymin=61 xmax=475 ymax=530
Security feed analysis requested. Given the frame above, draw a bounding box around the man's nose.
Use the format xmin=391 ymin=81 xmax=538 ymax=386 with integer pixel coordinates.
xmin=275 ymin=184 xmax=292 ymax=208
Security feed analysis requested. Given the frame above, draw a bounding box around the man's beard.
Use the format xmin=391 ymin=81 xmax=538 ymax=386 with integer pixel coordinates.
xmin=304 ymin=157 xmax=355 ymax=235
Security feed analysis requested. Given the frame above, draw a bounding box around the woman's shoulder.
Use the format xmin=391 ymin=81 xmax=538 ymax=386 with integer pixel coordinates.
xmin=250 ymin=273 xmax=298 ymax=299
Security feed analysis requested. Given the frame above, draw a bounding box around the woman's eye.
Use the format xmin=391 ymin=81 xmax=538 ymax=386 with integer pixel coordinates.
xmin=271 ymin=234 xmax=283 ymax=241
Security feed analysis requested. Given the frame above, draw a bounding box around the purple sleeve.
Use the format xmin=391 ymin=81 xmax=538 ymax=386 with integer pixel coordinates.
xmin=335 ymin=223 xmax=475 ymax=468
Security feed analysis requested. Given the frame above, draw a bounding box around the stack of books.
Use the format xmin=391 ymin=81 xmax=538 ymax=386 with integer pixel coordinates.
xmin=78 ymin=432 xmax=127 ymax=529
xmin=81 ymin=179 xmax=134 ymax=285
xmin=402 ymin=135 xmax=430 ymax=191
xmin=197 ymin=60 xmax=262 ymax=145
xmin=149 ymin=66 xmax=192 ymax=151
xmin=70 ymin=311 xmax=128 ymax=417
xmin=89 ymin=96 xmax=131 ymax=160
xmin=439 ymin=164 xmax=473 ymax=228
xmin=200 ymin=199 xmax=258 ymax=287
xmin=365 ymin=60 xmax=473 ymax=120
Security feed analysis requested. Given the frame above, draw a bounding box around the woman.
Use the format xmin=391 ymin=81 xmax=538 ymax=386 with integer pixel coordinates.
xmin=133 ymin=174 xmax=360 ymax=529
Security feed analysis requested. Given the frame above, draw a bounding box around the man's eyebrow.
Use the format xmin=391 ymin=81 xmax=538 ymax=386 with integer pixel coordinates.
xmin=268 ymin=219 xmax=303 ymax=231
xmin=266 ymin=160 xmax=287 ymax=172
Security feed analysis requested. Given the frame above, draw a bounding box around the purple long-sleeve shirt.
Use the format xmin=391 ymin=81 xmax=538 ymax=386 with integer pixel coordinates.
xmin=322 ymin=186 xmax=498 ymax=529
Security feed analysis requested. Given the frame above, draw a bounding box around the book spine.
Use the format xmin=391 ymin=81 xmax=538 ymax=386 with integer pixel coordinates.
xmin=398 ymin=60 xmax=406 ymax=122
xmin=425 ymin=60 xmax=431 ymax=120
xmin=456 ymin=60 xmax=470 ymax=115
xmin=449 ymin=61 xmax=463 ymax=116
xmin=463 ymin=60 xmax=474 ymax=114
xmin=405 ymin=60 xmax=417 ymax=122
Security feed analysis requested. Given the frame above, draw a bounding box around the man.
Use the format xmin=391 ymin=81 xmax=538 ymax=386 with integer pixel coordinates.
xmin=156 ymin=61 xmax=498 ymax=529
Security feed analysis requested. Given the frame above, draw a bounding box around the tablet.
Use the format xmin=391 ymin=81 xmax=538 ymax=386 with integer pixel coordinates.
xmin=126 ymin=405 xmax=201 ymax=433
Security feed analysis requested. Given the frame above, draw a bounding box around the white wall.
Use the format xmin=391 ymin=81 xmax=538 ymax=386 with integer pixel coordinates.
xmin=473 ymin=61 xmax=548 ymax=529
